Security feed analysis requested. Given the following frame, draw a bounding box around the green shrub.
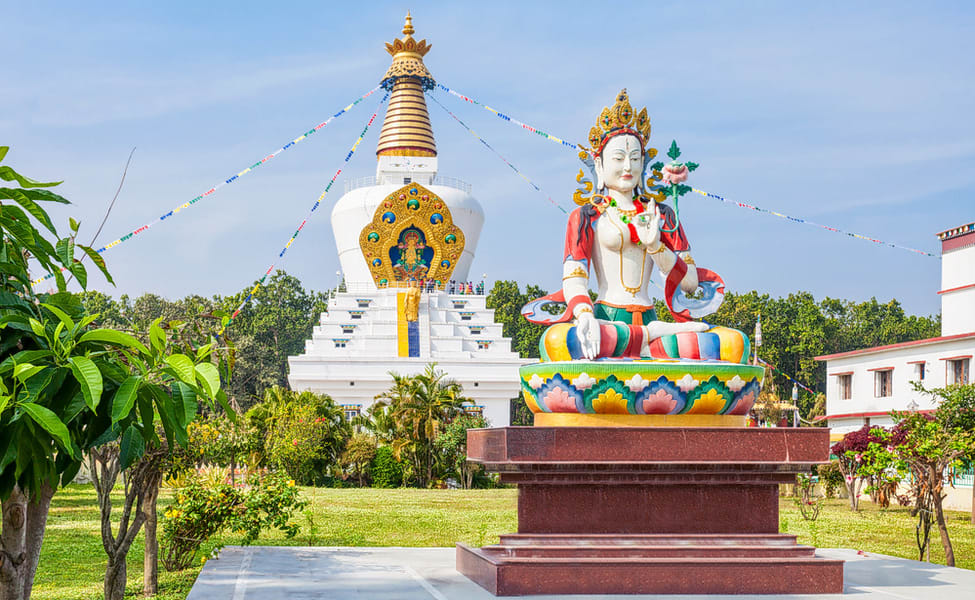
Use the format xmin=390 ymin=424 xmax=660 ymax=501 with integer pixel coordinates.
xmin=371 ymin=446 xmax=403 ymax=488
xmin=161 ymin=471 xmax=307 ymax=570
xmin=266 ymin=404 xmax=337 ymax=485
xmin=816 ymin=460 xmax=844 ymax=499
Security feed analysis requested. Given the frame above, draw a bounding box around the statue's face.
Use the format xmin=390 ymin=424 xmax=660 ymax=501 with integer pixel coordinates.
xmin=595 ymin=134 xmax=642 ymax=194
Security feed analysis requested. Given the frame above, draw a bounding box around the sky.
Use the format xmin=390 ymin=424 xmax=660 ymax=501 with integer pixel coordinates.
xmin=5 ymin=1 xmax=974 ymax=318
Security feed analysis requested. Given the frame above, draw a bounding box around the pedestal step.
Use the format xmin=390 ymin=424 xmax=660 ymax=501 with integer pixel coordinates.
xmin=500 ymin=533 xmax=799 ymax=546
xmin=457 ymin=534 xmax=844 ymax=596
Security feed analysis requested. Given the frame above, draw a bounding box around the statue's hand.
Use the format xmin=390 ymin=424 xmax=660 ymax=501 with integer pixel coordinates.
xmin=635 ymin=205 xmax=663 ymax=249
xmin=576 ymin=311 xmax=601 ymax=360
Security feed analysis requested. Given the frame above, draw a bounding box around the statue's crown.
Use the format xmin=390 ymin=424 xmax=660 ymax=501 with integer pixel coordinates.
xmin=586 ymin=89 xmax=651 ymax=155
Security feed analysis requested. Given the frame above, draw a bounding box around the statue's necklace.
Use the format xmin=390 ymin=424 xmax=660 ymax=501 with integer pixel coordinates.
xmin=605 ymin=204 xmax=648 ymax=296
xmin=608 ymin=198 xmax=646 ymax=246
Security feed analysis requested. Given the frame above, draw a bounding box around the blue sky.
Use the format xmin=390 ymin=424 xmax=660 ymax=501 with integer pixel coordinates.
xmin=5 ymin=1 xmax=973 ymax=318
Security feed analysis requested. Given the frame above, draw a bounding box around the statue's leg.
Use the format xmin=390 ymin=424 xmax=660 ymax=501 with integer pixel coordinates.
xmin=641 ymin=325 xmax=752 ymax=364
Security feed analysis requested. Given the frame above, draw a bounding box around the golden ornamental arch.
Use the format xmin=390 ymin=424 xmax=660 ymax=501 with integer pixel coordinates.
xmin=359 ymin=183 xmax=465 ymax=288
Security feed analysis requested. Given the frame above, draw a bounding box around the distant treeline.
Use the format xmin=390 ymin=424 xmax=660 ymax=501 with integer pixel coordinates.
xmin=81 ymin=274 xmax=939 ymax=418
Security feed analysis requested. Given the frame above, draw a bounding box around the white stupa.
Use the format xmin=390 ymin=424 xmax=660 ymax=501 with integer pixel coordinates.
xmin=287 ymin=14 xmax=527 ymax=426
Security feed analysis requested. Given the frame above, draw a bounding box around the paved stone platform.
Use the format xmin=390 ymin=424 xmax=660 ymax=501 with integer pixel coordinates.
xmin=187 ymin=546 xmax=975 ymax=599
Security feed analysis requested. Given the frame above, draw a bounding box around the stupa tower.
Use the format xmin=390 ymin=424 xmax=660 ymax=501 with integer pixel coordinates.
xmin=375 ymin=13 xmax=437 ymax=160
xmin=288 ymin=14 xmax=526 ymax=427
xmin=328 ymin=13 xmax=483 ymax=289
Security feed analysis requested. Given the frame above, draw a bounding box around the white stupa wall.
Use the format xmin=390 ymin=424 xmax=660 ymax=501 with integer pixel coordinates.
xmin=288 ymin=288 xmax=528 ymax=426
xmin=331 ymin=183 xmax=483 ymax=286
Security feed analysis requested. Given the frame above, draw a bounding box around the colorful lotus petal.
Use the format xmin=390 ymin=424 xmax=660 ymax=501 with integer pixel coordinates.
xmin=685 ymin=376 xmax=734 ymax=414
xmin=637 ymin=376 xmax=686 ymax=414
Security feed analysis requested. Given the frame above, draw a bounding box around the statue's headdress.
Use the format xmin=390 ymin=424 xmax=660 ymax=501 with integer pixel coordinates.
xmin=582 ymin=89 xmax=651 ymax=156
xmin=574 ymin=89 xmax=664 ymax=206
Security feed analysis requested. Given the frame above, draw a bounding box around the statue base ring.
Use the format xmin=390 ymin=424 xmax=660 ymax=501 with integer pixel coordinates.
xmin=520 ymin=359 xmax=764 ymax=420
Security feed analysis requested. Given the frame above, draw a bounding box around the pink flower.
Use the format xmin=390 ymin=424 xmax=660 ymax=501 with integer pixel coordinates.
xmin=845 ymin=475 xmax=853 ymax=482
xmin=661 ymin=164 xmax=689 ymax=184
xmin=292 ymin=439 xmax=298 ymax=446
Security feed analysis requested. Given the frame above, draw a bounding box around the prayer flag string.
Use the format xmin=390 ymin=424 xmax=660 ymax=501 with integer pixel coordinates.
xmin=30 ymin=86 xmax=382 ymax=287
xmin=436 ymin=83 xmax=937 ymax=259
xmin=220 ymin=93 xmax=389 ymax=334
xmin=426 ymin=91 xmax=567 ymax=214
xmin=690 ymin=189 xmax=937 ymax=257
xmin=757 ymin=357 xmax=817 ymax=395
xmin=436 ymin=83 xmax=581 ymax=151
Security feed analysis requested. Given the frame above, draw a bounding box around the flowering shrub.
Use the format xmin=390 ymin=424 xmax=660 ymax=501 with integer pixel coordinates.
xmin=161 ymin=471 xmax=307 ymax=570
xmin=266 ymin=400 xmax=350 ymax=485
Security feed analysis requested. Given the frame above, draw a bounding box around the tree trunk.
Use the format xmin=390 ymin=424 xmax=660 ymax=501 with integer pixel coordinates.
xmin=931 ymin=475 xmax=955 ymax=567
xmin=143 ymin=481 xmax=161 ymax=596
xmin=104 ymin=555 xmax=127 ymax=600
xmin=0 ymin=484 xmax=55 ymax=600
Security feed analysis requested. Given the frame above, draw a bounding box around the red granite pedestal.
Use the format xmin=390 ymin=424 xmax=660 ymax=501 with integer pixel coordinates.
xmin=456 ymin=427 xmax=843 ymax=596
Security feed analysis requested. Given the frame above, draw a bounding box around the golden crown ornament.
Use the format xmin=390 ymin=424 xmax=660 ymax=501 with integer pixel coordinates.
xmin=573 ymin=89 xmax=663 ymax=206
xmin=585 ymin=89 xmax=652 ymax=155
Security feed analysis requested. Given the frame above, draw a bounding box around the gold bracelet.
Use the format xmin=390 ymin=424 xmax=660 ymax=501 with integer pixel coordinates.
xmin=575 ymin=305 xmax=594 ymax=315
xmin=648 ymin=242 xmax=667 ymax=255
xmin=683 ymin=254 xmax=695 ymax=265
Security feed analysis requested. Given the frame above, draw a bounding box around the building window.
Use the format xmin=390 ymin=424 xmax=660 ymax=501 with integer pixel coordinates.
xmin=477 ymin=341 xmax=490 ymax=350
xmin=838 ymin=374 xmax=852 ymax=400
xmin=469 ymin=326 xmax=483 ymax=335
xmin=948 ymin=358 xmax=970 ymax=385
xmin=356 ymin=299 xmax=371 ymax=308
xmin=341 ymin=404 xmax=361 ymax=421
xmin=342 ymin=326 xmax=355 ymax=334
xmin=333 ymin=340 xmax=348 ymax=348
xmin=912 ymin=362 xmax=925 ymax=381
xmin=874 ymin=370 xmax=892 ymax=398
xmin=349 ymin=311 xmax=364 ymax=320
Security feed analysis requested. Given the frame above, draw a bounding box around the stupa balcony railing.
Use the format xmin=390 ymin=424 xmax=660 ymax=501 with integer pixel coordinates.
xmin=335 ymin=281 xmax=486 ymax=295
xmin=343 ymin=174 xmax=472 ymax=194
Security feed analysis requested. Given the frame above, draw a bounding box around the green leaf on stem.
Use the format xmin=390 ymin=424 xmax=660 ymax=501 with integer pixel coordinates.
xmin=68 ymin=356 xmax=103 ymax=412
xmin=165 ymin=354 xmax=196 ymax=386
xmin=21 ymin=403 xmax=76 ymax=458
xmin=111 ymin=375 xmax=141 ymax=424
xmin=194 ymin=362 xmax=220 ymax=399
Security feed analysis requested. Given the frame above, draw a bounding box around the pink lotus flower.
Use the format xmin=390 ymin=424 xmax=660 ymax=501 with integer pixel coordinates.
xmin=661 ymin=164 xmax=689 ymax=184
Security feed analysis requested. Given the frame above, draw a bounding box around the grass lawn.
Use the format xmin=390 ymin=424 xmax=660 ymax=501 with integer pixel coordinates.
xmin=31 ymin=485 xmax=975 ymax=599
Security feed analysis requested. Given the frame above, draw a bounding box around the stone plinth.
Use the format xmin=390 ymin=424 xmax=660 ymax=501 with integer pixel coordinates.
xmin=456 ymin=427 xmax=843 ymax=596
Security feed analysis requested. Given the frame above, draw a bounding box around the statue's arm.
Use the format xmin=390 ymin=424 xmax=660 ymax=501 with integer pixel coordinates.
xmin=563 ymin=207 xmax=599 ymax=358
xmin=651 ymin=204 xmax=698 ymax=293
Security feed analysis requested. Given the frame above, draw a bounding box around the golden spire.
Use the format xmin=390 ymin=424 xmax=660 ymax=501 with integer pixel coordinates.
xmin=377 ymin=13 xmax=437 ymax=158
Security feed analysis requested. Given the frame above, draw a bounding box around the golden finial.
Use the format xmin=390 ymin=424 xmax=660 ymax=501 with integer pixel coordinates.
xmin=403 ymin=12 xmax=415 ymax=36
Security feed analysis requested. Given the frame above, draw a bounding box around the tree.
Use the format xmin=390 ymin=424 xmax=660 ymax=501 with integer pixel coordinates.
xmin=867 ymin=383 xmax=975 ymax=566
xmin=340 ymin=433 xmax=377 ymax=486
xmin=0 ymin=148 xmax=197 ymax=600
xmin=435 ymin=414 xmax=489 ymax=489
xmin=222 ymin=271 xmax=327 ymax=408
xmin=830 ymin=425 xmax=890 ymax=511
xmin=373 ymin=364 xmax=468 ymax=487
xmin=486 ymin=280 xmax=548 ymax=358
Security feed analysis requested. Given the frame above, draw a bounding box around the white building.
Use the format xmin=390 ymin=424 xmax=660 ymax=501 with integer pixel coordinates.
xmin=815 ymin=221 xmax=975 ymax=437
xmin=287 ymin=15 xmax=527 ymax=426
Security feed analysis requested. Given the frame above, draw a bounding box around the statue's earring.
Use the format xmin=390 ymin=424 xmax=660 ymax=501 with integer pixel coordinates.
xmin=594 ymin=157 xmax=604 ymax=191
